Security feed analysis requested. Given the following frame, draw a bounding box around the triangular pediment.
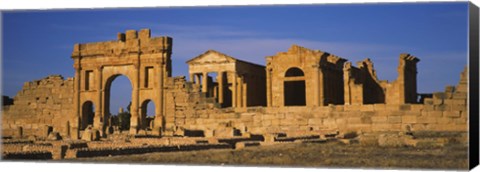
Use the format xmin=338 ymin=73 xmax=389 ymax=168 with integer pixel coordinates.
xmin=186 ymin=50 xmax=237 ymax=64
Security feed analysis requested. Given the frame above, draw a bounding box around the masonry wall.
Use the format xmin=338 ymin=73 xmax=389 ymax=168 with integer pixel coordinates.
xmin=163 ymin=76 xmax=219 ymax=135
xmin=172 ymin=102 xmax=467 ymax=137
xmin=2 ymin=75 xmax=75 ymax=138
xmin=168 ymin=67 xmax=468 ymax=136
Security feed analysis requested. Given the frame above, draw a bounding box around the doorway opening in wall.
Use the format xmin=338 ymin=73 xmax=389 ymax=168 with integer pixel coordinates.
xmin=105 ymin=75 xmax=132 ymax=131
xmin=206 ymin=72 xmax=217 ymax=98
xmin=81 ymin=101 xmax=95 ymax=130
xmin=284 ymin=67 xmax=306 ymax=106
xmin=191 ymin=72 xmax=230 ymax=107
xmin=141 ymin=99 xmax=156 ymax=130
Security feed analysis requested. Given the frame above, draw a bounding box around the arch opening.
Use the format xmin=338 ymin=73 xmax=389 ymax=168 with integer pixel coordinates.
xmin=284 ymin=67 xmax=306 ymax=106
xmin=81 ymin=101 xmax=95 ymax=130
xmin=105 ymin=74 xmax=132 ymax=131
xmin=285 ymin=67 xmax=305 ymax=77
xmin=141 ymin=99 xmax=156 ymax=130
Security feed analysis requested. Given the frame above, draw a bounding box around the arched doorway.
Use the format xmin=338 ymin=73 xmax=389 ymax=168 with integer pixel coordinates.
xmin=284 ymin=67 xmax=306 ymax=106
xmin=71 ymin=29 xmax=172 ymax=138
xmin=104 ymin=75 xmax=132 ymax=131
xmin=81 ymin=101 xmax=95 ymax=129
xmin=140 ymin=99 xmax=156 ymax=130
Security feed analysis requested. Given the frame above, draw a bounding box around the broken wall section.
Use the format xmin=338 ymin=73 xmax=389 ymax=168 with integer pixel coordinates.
xmin=343 ymin=58 xmax=385 ymax=105
xmin=2 ymin=75 xmax=75 ymax=139
xmin=344 ymin=54 xmax=420 ymax=105
xmin=385 ymin=54 xmax=420 ymax=104
xmin=163 ymin=76 xmax=220 ymax=136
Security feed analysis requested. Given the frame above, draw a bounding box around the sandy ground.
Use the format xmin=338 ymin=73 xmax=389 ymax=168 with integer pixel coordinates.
xmin=73 ymin=141 xmax=469 ymax=170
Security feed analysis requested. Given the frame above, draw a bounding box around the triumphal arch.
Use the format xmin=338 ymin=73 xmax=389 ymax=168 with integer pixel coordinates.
xmin=71 ymin=29 xmax=172 ymax=138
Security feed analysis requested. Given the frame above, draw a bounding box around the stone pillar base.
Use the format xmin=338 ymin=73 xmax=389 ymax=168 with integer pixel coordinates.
xmin=152 ymin=127 xmax=162 ymax=136
xmin=71 ymin=127 xmax=79 ymax=140
xmin=129 ymin=127 xmax=138 ymax=135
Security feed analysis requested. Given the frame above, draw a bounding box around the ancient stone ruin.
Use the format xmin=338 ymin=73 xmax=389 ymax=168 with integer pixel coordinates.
xmin=1 ymin=29 xmax=469 ymax=159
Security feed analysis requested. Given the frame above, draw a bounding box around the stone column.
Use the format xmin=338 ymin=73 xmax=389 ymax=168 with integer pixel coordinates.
xmin=153 ymin=62 xmax=164 ymax=136
xmin=94 ymin=67 xmax=104 ymax=136
xmin=72 ymin=66 xmax=81 ymax=139
xmin=231 ymin=72 xmax=237 ymax=108
xmin=217 ymin=71 xmax=224 ymax=104
xmin=195 ymin=74 xmax=201 ymax=86
xmin=314 ymin=66 xmax=320 ymax=106
xmin=130 ymin=63 xmax=140 ymax=135
xmin=189 ymin=73 xmax=194 ymax=82
xmin=202 ymin=72 xmax=208 ymax=93
xmin=236 ymin=74 xmax=242 ymax=108
xmin=242 ymin=75 xmax=247 ymax=107
xmin=266 ymin=68 xmax=272 ymax=107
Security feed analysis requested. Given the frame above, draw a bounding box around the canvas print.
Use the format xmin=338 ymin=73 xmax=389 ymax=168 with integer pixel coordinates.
xmin=1 ymin=2 xmax=477 ymax=170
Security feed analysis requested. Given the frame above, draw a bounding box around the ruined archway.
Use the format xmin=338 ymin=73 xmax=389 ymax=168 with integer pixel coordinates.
xmin=81 ymin=101 xmax=95 ymax=130
xmin=140 ymin=99 xmax=156 ymax=130
xmin=71 ymin=29 xmax=172 ymax=138
xmin=284 ymin=67 xmax=306 ymax=106
xmin=105 ymin=75 xmax=132 ymax=131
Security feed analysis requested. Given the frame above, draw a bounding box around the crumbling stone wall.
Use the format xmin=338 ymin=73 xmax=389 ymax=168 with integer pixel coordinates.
xmin=343 ymin=54 xmax=420 ymax=105
xmin=2 ymin=75 xmax=75 ymax=138
xmin=384 ymin=54 xmax=420 ymax=104
xmin=163 ymin=76 xmax=218 ymax=136
xmin=343 ymin=58 xmax=385 ymax=105
xmin=167 ymin=67 xmax=467 ymax=137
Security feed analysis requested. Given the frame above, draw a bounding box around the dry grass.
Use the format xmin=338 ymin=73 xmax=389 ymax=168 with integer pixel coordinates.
xmin=73 ymin=141 xmax=468 ymax=170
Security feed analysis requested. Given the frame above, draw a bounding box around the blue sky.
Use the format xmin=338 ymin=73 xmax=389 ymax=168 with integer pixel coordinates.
xmin=2 ymin=2 xmax=469 ymax=114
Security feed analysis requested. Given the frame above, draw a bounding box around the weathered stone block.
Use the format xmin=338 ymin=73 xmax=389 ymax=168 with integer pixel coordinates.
xmin=387 ymin=116 xmax=402 ymax=124
xmin=360 ymin=105 xmax=374 ymax=112
xmin=371 ymin=116 xmax=387 ymax=123
xmin=411 ymin=124 xmax=427 ymax=131
xmin=427 ymin=111 xmax=443 ymax=118
xmin=213 ymin=127 xmax=236 ymax=137
xmin=372 ymin=124 xmax=401 ymax=131
xmin=437 ymin=117 xmax=453 ymax=124
xmin=401 ymin=115 xmax=417 ymax=124
xmin=344 ymin=105 xmax=361 ymax=111
xmin=308 ymin=118 xmax=323 ymax=125
xmin=410 ymin=105 xmax=424 ymax=112
xmin=399 ymin=104 xmax=411 ymax=111
xmin=347 ymin=117 xmax=362 ymax=124
xmin=444 ymin=111 xmax=462 ymax=118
